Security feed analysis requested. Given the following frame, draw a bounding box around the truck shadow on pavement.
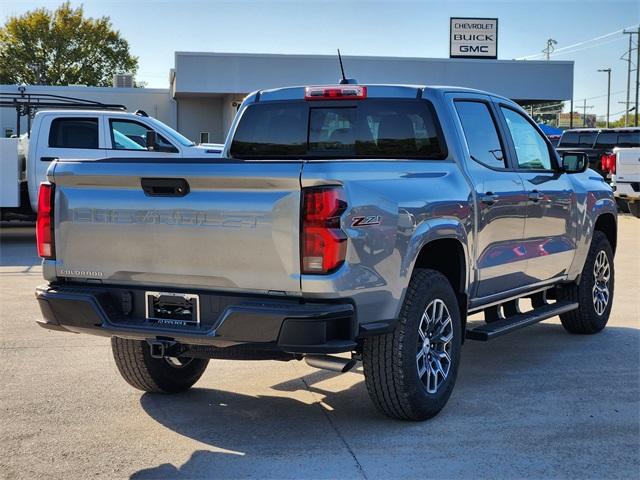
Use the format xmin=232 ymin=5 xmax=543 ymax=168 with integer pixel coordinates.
xmin=132 ymin=322 xmax=640 ymax=479
xmin=0 ymin=226 xmax=39 ymax=267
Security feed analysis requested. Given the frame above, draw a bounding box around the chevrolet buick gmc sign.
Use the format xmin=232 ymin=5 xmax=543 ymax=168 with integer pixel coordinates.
xmin=450 ymin=17 xmax=498 ymax=59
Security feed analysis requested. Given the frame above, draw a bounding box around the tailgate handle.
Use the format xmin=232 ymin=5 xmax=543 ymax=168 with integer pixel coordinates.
xmin=141 ymin=178 xmax=190 ymax=197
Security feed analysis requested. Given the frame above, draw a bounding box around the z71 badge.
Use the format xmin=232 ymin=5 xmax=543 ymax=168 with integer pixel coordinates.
xmin=351 ymin=215 xmax=381 ymax=227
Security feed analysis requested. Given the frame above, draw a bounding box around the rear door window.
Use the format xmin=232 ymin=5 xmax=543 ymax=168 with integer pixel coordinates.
xmin=230 ymin=99 xmax=446 ymax=159
xmin=454 ymin=101 xmax=506 ymax=169
xmin=48 ymin=118 xmax=99 ymax=149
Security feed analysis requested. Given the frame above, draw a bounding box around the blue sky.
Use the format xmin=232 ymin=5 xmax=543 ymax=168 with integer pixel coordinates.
xmin=2 ymin=0 xmax=639 ymax=119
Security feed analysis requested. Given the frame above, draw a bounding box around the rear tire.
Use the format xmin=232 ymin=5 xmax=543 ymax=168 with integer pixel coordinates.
xmin=111 ymin=338 xmax=209 ymax=393
xmin=362 ymin=269 xmax=462 ymax=421
xmin=557 ymin=231 xmax=614 ymax=334
xmin=628 ymin=202 xmax=640 ymax=218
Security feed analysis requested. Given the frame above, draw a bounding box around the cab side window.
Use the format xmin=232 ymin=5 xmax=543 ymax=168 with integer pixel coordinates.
xmin=110 ymin=120 xmax=178 ymax=153
xmin=500 ymin=107 xmax=553 ymax=170
xmin=455 ymin=101 xmax=505 ymax=169
xmin=48 ymin=118 xmax=99 ymax=149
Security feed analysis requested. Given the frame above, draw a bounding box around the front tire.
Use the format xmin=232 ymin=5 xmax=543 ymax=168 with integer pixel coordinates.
xmin=111 ymin=338 xmax=209 ymax=393
xmin=557 ymin=231 xmax=614 ymax=334
xmin=362 ymin=269 xmax=462 ymax=421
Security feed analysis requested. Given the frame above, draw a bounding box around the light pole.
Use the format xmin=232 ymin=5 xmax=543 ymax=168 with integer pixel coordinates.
xmin=598 ymin=68 xmax=612 ymax=127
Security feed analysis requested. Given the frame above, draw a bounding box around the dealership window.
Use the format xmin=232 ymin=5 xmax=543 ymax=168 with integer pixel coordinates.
xmin=501 ymin=107 xmax=552 ymax=170
xmin=48 ymin=118 xmax=99 ymax=149
xmin=455 ymin=101 xmax=505 ymax=169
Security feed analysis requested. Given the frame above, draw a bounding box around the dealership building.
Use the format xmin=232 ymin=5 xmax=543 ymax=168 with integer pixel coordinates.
xmin=1 ymin=51 xmax=574 ymax=143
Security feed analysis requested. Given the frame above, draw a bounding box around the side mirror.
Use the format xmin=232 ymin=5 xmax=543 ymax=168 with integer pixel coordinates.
xmin=145 ymin=130 xmax=157 ymax=151
xmin=560 ymin=151 xmax=589 ymax=174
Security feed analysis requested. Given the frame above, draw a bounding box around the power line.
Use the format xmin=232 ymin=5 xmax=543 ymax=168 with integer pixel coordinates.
xmin=580 ymin=90 xmax=626 ymax=101
xmin=540 ymin=37 xmax=626 ymax=58
xmin=530 ymin=91 xmax=625 ymax=115
xmin=597 ymin=108 xmax=633 ymax=118
xmin=516 ymin=24 xmax=639 ymax=60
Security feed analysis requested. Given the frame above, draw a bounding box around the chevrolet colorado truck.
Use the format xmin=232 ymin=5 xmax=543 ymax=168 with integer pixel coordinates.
xmin=35 ymin=84 xmax=617 ymax=421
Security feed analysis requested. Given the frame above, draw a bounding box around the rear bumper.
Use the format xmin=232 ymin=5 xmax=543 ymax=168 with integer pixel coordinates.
xmin=35 ymin=284 xmax=360 ymax=354
xmin=614 ymin=181 xmax=640 ymax=199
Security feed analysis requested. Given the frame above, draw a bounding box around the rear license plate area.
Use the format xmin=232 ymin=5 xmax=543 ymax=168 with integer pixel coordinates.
xmin=145 ymin=291 xmax=200 ymax=328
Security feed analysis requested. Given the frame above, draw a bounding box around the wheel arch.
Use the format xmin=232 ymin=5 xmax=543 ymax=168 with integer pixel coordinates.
xmin=414 ymin=238 xmax=467 ymax=295
xmin=412 ymin=237 xmax=469 ymax=337
xmin=594 ymin=212 xmax=617 ymax=254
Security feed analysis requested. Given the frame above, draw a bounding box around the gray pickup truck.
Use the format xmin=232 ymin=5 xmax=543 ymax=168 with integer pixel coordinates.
xmin=35 ymin=84 xmax=617 ymax=421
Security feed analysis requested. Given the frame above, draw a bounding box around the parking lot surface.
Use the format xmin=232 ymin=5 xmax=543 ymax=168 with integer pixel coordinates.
xmin=1 ymin=217 xmax=639 ymax=480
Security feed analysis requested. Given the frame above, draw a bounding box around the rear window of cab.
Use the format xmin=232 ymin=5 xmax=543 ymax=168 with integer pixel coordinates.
xmin=229 ymin=99 xmax=447 ymax=160
xmin=558 ymin=131 xmax=597 ymax=148
xmin=594 ymin=131 xmax=640 ymax=149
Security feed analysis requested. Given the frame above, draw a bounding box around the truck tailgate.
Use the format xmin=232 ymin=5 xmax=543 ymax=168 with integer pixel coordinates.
xmin=616 ymin=148 xmax=640 ymax=179
xmin=51 ymin=160 xmax=303 ymax=294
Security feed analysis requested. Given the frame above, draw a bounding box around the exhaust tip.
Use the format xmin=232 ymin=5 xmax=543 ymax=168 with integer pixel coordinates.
xmin=305 ymin=354 xmax=356 ymax=373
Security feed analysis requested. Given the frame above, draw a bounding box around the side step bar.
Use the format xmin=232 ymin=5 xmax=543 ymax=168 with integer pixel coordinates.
xmin=466 ymin=300 xmax=578 ymax=341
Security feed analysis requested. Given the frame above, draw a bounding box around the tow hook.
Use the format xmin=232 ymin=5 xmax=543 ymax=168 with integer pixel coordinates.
xmin=147 ymin=339 xmax=183 ymax=359
xmin=305 ymin=354 xmax=357 ymax=373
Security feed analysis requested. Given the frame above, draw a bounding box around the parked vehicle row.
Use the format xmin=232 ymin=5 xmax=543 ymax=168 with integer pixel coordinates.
xmin=556 ymin=127 xmax=640 ymax=178
xmin=35 ymin=83 xmax=617 ymax=421
xmin=0 ymin=109 xmax=223 ymax=221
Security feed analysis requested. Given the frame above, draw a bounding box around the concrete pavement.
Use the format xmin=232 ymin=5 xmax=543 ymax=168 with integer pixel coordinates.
xmin=1 ymin=217 xmax=638 ymax=479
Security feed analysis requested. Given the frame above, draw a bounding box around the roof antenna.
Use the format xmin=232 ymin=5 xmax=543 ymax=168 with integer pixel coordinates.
xmin=337 ymin=49 xmax=356 ymax=84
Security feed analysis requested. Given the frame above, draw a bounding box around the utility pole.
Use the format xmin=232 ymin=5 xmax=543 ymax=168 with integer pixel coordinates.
xmin=570 ymin=98 xmax=574 ymax=128
xmin=598 ymin=68 xmax=612 ymax=127
xmin=580 ymin=99 xmax=594 ymax=127
xmin=543 ymin=39 xmax=557 ymax=60
xmin=635 ymin=26 xmax=639 ymax=126
xmin=623 ymin=29 xmax=638 ymax=126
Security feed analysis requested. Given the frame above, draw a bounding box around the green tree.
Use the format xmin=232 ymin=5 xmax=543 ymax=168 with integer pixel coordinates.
xmin=610 ymin=113 xmax=637 ymax=128
xmin=0 ymin=2 xmax=138 ymax=86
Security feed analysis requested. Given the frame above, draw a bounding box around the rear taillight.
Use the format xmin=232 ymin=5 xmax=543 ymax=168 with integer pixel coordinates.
xmin=301 ymin=187 xmax=347 ymax=274
xmin=304 ymin=85 xmax=367 ymax=101
xmin=601 ymin=153 xmax=616 ymax=174
xmin=36 ymin=183 xmax=55 ymax=259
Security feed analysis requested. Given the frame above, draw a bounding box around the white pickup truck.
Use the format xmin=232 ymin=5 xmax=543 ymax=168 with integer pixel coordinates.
xmin=0 ymin=109 xmax=223 ymax=220
xmin=611 ymin=147 xmax=640 ymax=218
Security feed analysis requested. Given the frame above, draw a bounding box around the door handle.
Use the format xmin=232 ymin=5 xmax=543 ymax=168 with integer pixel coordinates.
xmin=480 ymin=193 xmax=499 ymax=206
xmin=40 ymin=156 xmax=58 ymax=162
xmin=528 ymin=191 xmax=543 ymax=203
xmin=141 ymin=178 xmax=190 ymax=197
